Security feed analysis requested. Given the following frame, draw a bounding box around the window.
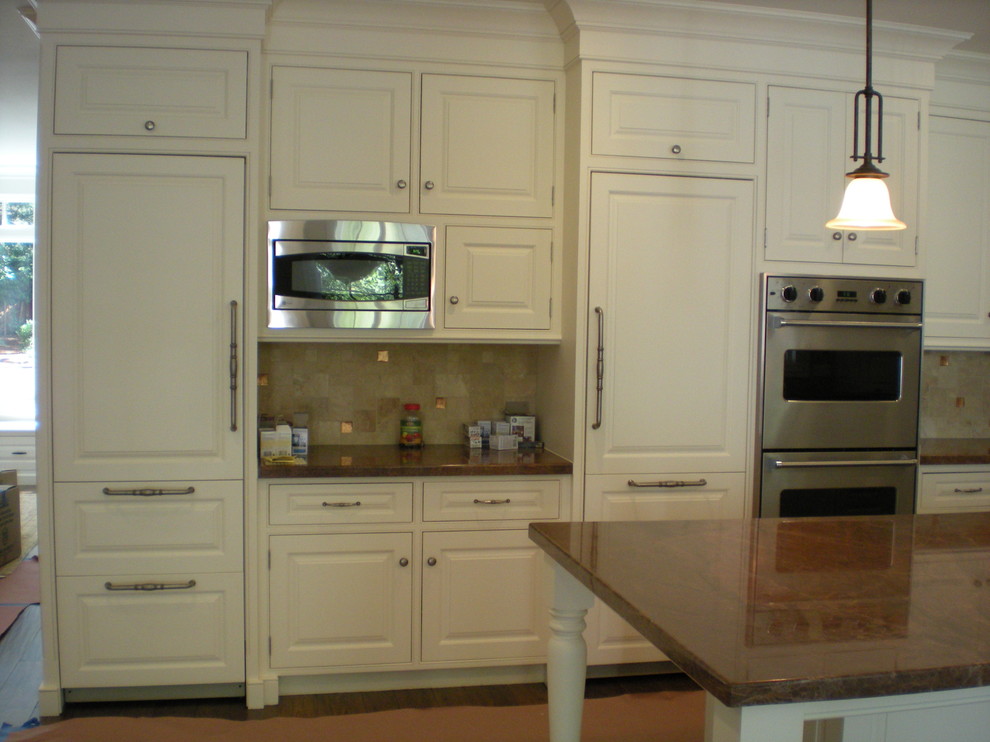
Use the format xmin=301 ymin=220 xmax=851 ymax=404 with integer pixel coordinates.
xmin=0 ymin=196 xmax=35 ymax=424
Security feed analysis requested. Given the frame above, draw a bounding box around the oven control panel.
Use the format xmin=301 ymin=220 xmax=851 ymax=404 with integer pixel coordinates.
xmin=764 ymin=275 xmax=923 ymax=315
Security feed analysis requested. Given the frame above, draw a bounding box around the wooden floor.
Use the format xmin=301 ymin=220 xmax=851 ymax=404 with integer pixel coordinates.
xmin=0 ymin=602 xmax=698 ymax=728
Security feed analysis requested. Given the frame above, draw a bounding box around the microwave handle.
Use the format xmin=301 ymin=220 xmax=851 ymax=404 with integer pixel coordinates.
xmin=772 ymin=317 xmax=923 ymax=330
xmin=772 ymin=458 xmax=919 ymax=469
xmin=229 ymin=300 xmax=238 ymax=432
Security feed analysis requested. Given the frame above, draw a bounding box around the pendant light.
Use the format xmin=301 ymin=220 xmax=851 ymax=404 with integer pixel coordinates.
xmin=825 ymin=0 xmax=906 ymax=231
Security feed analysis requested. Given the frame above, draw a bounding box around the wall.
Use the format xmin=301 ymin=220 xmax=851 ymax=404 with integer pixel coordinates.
xmin=258 ymin=342 xmax=540 ymax=446
xmin=920 ymin=351 xmax=990 ymax=438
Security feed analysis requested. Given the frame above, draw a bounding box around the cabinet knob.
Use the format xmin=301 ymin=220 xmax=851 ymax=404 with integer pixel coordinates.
xmin=144 ymin=120 xmax=156 ymax=131
xmin=847 ymin=232 xmax=857 ymax=241
xmin=449 ymin=296 xmax=459 ymax=305
xmin=396 ymin=179 xmax=407 ymax=189
xmin=399 ymin=557 xmax=409 ymax=567
xmin=427 ymin=557 xmax=437 ymax=567
xmin=831 ymin=232 xmax=843 ymax=241
xmin=424 ymin=180 xmax=435 ymax=190
xmin=671 ymin=144 xmax=682 ymax=154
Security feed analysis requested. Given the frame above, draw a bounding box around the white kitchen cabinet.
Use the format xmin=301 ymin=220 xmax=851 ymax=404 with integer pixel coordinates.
xmin=765 ymin=86 xmax=919 ymax=267
xmin=268 ymin=68 xmax=555 ymax=219
xmin=421 ymin=529 xmax=549 ymax=663
xmin=0 ymin=433 xmax=35 ymax=486
xmin=419 ymin=74 xmax=555 ymax=218
xmin=268 ymin=481 xmax=414 ymax=526
xmin=917 ymin=469 xmax=990 ymax=513
xmin=56 ymin=571 xmax=245 ymax=688
xmin=585 ymin=172 xmax=754 ymax=475
xmin=269 ymin=67 xmax=412 ymax=213
xmin=269 ymin=532 xmax=414 ymax=669
xmin=443 ymin=226 xmax=553 ymax=331
xmin=582 ymin=472 xmax=747 ymax=665
xmin=50 ymin=153 xmax=244 ymax=482
xmin=591 ymin=72 xmax=756 ymax=163
xmin=54 ymin=46 xmax=248 ymax=139
xmin=923 ymin=116 xmax=990 ymax=348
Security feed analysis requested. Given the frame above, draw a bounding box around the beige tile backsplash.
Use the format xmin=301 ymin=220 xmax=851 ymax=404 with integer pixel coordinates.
xmin=258 ymin=343 xmax=539 ymax=445
xmin=920 ymin=351 xmax=990 ymax=439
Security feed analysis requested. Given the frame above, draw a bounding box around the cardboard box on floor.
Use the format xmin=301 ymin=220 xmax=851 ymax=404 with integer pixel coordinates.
xmin=0 ymin=470 xmax=21 ymax=568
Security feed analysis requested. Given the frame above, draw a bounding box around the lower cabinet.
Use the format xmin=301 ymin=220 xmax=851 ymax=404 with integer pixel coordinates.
xmin=917 ymin=468 xmax=990 ymax=513
xmin=582 ymin=472 xmax=747 ymax=665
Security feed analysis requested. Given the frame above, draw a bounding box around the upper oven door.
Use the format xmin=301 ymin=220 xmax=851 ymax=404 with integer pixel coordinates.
xmin=761 ymin=312 xmax=922 ymax=450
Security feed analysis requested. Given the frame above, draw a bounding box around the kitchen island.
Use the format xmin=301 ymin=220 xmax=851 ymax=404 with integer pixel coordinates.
xmin=530 ymin=514 xmax=990 ymax=742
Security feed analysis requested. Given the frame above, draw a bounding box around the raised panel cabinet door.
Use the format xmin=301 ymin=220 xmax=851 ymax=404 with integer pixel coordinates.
xmin=269 ymin=533 xmax=413 ymax=669
xmin=56 ymin=572 xmax=244 ymax=688
xmin=421 ymin=530 xmax=549 ymax=663
xmin=923 ymin=116 xmax=990 ymax=347
xmin=443 ymin=226 xmax=552 ymax=330
xmin=269 ymin=67 xmax=412 ymax=213
xmin=586 ymin=172 xmax=754 ymax=475
xmin=51 ymin=154 xmax=244 ymax=482
xmin=591 ymin=72 xmax=756 ymax=163
xmin=420 ymin=74 xmax=554 ymax=217
xmin=53 ymin=46 xmax=248 ymax=139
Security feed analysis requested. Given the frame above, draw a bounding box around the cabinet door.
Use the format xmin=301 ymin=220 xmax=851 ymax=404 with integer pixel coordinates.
xmin=269 ymin=533 xmax=413 ymax=668
xmin=421 ymin=530 xmax=548 ymax=663
xmin=923 ymin=116 xmax=990 ymax=347
xmin=420 ymin=75 xmax=554 ymax=218
xmin=766 ymin=86 xmax=918 ymax=267
xmin=443 ymin=226 xmax=552 ymax=330
xmin=51 ymin=154 xmax=244 ymax=482
xmin=270 ymin=67 xmax=412 ymax=213
xmin=54 ymin=46 xmax=248 ymax=139
xmin=586 ymin=173 xmax=753 ymax=475
xmin=56 ymin=572 xmax=244 ymax=688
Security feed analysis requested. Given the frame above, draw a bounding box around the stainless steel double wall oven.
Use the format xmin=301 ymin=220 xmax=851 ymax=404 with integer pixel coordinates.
xmin=757 ymin=274 xmax=923 ymax=517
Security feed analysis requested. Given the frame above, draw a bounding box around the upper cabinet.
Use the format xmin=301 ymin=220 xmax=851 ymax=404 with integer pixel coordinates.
xmin=270 ymin=67 xmax=555 ymax=218
xmin=765 ymin=86 xmax=920 ymax=267
xmin=54 ymin=46 xmax=248 ymax=139
xmin=924 ymin=115 xmax=990 ymax=348
xmin=591 ymin=72 xmax=756 ymax=163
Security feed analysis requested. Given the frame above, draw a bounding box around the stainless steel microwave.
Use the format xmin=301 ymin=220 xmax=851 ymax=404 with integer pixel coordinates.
xmin=268 ymin=220 xmax=435 ymax=329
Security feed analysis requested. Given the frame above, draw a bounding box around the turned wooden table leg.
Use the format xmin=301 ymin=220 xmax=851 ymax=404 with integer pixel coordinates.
xmin=546 ymin=560 xmax=594 ymax=742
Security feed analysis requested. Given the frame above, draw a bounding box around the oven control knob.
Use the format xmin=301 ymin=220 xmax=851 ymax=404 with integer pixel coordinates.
xmin=871 ymin=288 xmax=888 ymax=305
xmin=808 ymin=286 xmax=825 ymax=302
xmin=781 ymin=285 xmax=798 ymax=303
xmin=895 ymin=289 xmax=912 ymax=306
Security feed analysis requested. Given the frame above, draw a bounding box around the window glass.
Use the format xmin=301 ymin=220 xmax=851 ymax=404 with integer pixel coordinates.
xmin=0 ymin=196 xmax=35 ymax=424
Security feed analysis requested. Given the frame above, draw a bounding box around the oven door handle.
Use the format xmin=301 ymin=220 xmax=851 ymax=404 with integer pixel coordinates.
xmin=772 ymin=317 xmax=923 ymax=330
xmin=772 ymin=458 xmax=919 ymax=469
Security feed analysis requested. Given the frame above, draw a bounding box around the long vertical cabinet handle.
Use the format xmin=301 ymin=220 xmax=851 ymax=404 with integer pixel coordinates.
xmin=592 ymin=306 xmax=605 ymax=430
xmin=229 ymin=300 xmax=239 ymax=432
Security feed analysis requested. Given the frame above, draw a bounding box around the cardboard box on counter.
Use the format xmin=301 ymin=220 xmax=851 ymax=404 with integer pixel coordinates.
xmin=0 ymin=470 xmax=21 ymax=568
xmin=489 ymin=433 xmax=518 ymax=451
xmin=505 ymin=414 xmax=536 ymax=443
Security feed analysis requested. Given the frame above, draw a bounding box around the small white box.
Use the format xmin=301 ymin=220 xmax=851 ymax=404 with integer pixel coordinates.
xmin=274 ymin=422 xmax=293 ymax=457
xmin=463 ymin=424 xmax=482 ymax=437
xmin=291 ymin=427 xmax=308 ymax=458
xmin=477 ymin=421 xmax=492 ymax=437
xmin=464 ymin=434 xmax=483 ymax=449
xmin=494 ymin=421 xmax=512 ymax=435
xmin=259 ymin=428 xmax=277 ymax=458
xmin=505 ymin=415 xmax=536 ymax=443
xmin=489 ymin=434 xmax=518 ymax=450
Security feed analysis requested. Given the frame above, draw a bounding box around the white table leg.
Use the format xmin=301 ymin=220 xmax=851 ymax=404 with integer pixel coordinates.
xmin=546 ymin=560 xmax=594 ymax=742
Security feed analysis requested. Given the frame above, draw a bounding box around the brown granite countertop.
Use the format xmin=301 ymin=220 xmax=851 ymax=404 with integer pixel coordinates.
xmin=259 ymin=443 xmax=572 ymax=478
xmin=920 ymin=438 xmax=990 ymax=466
xmin=530 ymin=514 xmax=990 ymax=708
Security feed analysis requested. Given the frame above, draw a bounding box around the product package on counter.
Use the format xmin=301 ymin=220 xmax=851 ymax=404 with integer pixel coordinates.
xmin=489 ymin=433 xmax=519 ymax=450
xmin=505 ymin=414 xmax=536 ymax=444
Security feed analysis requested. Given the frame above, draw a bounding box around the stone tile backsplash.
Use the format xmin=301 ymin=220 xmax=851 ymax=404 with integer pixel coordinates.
xmin=258 ymin=343 xmax=539 ymax=446
xmin=920 ymin=351 xmax=990 ymax=439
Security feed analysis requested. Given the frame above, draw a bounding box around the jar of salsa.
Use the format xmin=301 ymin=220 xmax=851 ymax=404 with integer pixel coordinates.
xmin=399 ymin=403 xmax=423 ymax=448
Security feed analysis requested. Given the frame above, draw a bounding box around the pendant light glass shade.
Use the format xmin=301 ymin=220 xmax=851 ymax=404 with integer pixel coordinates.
xmin=826 ymin=176 xmax=906 ymax=231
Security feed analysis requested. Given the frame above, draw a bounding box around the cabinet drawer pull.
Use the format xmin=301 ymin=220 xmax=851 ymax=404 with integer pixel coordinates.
xmin=102 ymin=486 xmax=196 ymax=497
xmin=105 ymin=579 xmax=196 ymax=591
xmin=592 ymin=306 xmax=605 ymax=430
xmin=144 ymin=120 xmax=156 ymax=131
xmin=427 ymin=557 xmax=437 ymax=567
xmin=11 ymin=451 xmax=27 ymax=455
xmin=627 ymin=479 xmax=707 ymax=488
xmin=229 ymin=300 xmax=239 ymax=432
xmin=473 ymin=498 xmax=511 ymax=505
xmin=954 ymin=487 xmax=985 ymax=494
xmin=322 ymin=501 xmax=362 ymax=508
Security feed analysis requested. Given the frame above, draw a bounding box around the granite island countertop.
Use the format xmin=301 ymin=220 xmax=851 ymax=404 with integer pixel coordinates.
xmin=530 ymin=513 xmax=990 ymax=708
xmin=920 ymin=438 xmax=990 ymax=466
xmin=259 ymin=443 xmax=573 ymax=478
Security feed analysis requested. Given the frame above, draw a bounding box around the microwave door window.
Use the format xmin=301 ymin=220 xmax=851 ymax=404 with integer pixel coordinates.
xmin=287 ymin=254 xmax=402 ymax=301
xmin=781 ymin=350 xmax=902 ymax=402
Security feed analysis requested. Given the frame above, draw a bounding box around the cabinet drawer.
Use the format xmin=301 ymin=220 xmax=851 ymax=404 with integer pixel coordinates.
xmin=584 ymin=472 xmax=747 ymax=521
xmin=54 ymin=481 xmax=243 ymax=575
xmin=56 ymin=572 xmax=244 ymax=688
xmin=591 ymin=72 xmax=756 ymax=163
xmin=269 ymin=482 xmax=413 ymax=525
xmin=0 ymin=435 xmax=36 ymax=484
xmin=54 ymin=46 xmax=248 ymax=138
xmin=918 ymin=471 xmax=990 ymax=513
xmin=423 ymin=479 xmax=559 ymax=522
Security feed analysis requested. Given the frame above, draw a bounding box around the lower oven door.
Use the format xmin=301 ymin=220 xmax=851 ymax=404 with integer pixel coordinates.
xmin=760 ymin=450 xmax=918 ymax=517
